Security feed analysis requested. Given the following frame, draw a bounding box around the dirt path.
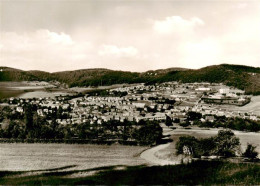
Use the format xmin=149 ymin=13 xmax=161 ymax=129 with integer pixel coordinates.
xmin=140 ymin=125 xmax=185 ymax=165
xmin=140 ymin=143 xmax=180 ymax=165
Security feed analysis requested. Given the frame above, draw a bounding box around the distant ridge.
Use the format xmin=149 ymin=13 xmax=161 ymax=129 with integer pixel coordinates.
xmin=0 ymin=64 xmax=259 ymax=95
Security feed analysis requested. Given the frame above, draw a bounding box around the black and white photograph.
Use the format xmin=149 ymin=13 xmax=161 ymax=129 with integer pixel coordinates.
xmin=0 ymin=0 xmax=260 ymax=185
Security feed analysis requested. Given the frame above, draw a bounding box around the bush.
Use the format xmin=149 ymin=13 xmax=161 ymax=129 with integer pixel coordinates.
xmin=179 ymin=122 xmax=190 ymax=127
xmin=176 ymin=136 xmax=199 ymax=156
xmin=243 ymin=144 xmax=258 ymax=159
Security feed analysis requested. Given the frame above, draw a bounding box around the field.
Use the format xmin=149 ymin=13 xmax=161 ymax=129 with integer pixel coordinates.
xmin=0 ymin=81 xmax=72 ymax=99
xmin=211 ymin=95 xmax=260 ymax=116
xmin=0 ymin=143 xmax=147 ymax=172
xmin=0 ymin=81 xmax=133 ymax=99
xmin=0 ymin=129 xmax=259 ymax=185
xmin=230 ymin=96 xmax=260 ymax=115
xmin=0 ymin=82 xmax=24 ymax=98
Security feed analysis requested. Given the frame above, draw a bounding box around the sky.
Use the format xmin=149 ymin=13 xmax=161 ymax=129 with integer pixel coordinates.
xmin=0 ymin=0 xmax=260 ymax=72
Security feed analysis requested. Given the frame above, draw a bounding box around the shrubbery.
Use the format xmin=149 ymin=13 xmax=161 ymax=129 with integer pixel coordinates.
xmin=243 ymin=144 xmax=259 ymax=159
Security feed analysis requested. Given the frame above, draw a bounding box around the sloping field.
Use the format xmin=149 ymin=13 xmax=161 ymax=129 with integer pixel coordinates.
xmin=216 ymin=96 xmax=260 ymax=116
xmin=234 ymin=96 xmax=260 ymax=115
xmin=0 ymin=144 xmax=147 ymax=171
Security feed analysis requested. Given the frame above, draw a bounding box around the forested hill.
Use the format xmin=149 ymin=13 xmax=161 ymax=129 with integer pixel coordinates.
xmin=0 ymin=64 xmax=259 ymax=95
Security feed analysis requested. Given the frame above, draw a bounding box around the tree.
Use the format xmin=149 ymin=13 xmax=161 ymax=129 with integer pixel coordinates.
xmin=198 ymin=137 xmax=216 ymax=156
xmin=50 ymin=119 xmax=58 ymax=139
xmin=5 ymin=120 xmax=16 ymax=138
xmin=173 ymin=118 xmax=180 ymax=123
xmin=243 ymin=144 xmax=258 ymax=159
xmin=134 ymin=121 xmax=162 ymax=145
xmin=165 ymin=115 xmax=172 ymax=127
xmin=57 ymin=106 xmax=63 ymax=119
xmin=32 ymin=113 xmax=42 ymax=138
xmin=24 ymin=104 xmax=33 ymax=132
xmin=187 ymin=111 xmax=202 ymax=121
xmin=214 ymin=130 xmax=240 ymax=157
xmin=64 ymin=127 xmax=73 ymax=140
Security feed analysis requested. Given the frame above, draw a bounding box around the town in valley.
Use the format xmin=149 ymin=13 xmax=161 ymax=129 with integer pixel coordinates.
xmin=1 ymin=81 xmax=258 ymax=144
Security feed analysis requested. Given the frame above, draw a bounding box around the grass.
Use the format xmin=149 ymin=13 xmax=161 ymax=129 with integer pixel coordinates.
xmin=0 ymin=160 xmax=259 ymax=185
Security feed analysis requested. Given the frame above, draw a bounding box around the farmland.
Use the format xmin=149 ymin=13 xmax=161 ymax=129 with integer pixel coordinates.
xmin=0 ymin=136 xmax=259 ymax=185
xmin=207 ymin=95 xmax=260 ymax=116
xmin=0 ymin=143 xmax=147 ymax=172
xmin=0 ymin=82 xmax=62 ymax=99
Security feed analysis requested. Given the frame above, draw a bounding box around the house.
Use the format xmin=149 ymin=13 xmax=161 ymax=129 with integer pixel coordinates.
xmin=16 ymin=107 xmax=24 ymax=113
xmin=219 ymin=88 xmax=229 ymax=94
xmin=195 ymin=87 xmax=211 ymax=92
xmin=132 ymin=102 xmax=146 ymax=108
xmin=205 ymin=115 xmax=215 ymax=122
xmin=37 ymin=109 xmax=44 ymax=116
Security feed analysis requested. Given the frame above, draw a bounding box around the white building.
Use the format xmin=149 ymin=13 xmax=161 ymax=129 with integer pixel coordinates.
xmin=195 ymin=87 xmax=211 ymax=92
xmin=219 ymin=88 xmax=230 ymax=94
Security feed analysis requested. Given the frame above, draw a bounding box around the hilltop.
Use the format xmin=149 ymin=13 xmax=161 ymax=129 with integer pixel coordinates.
xmin=0 ymin=64 xmax=259 ymax=95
